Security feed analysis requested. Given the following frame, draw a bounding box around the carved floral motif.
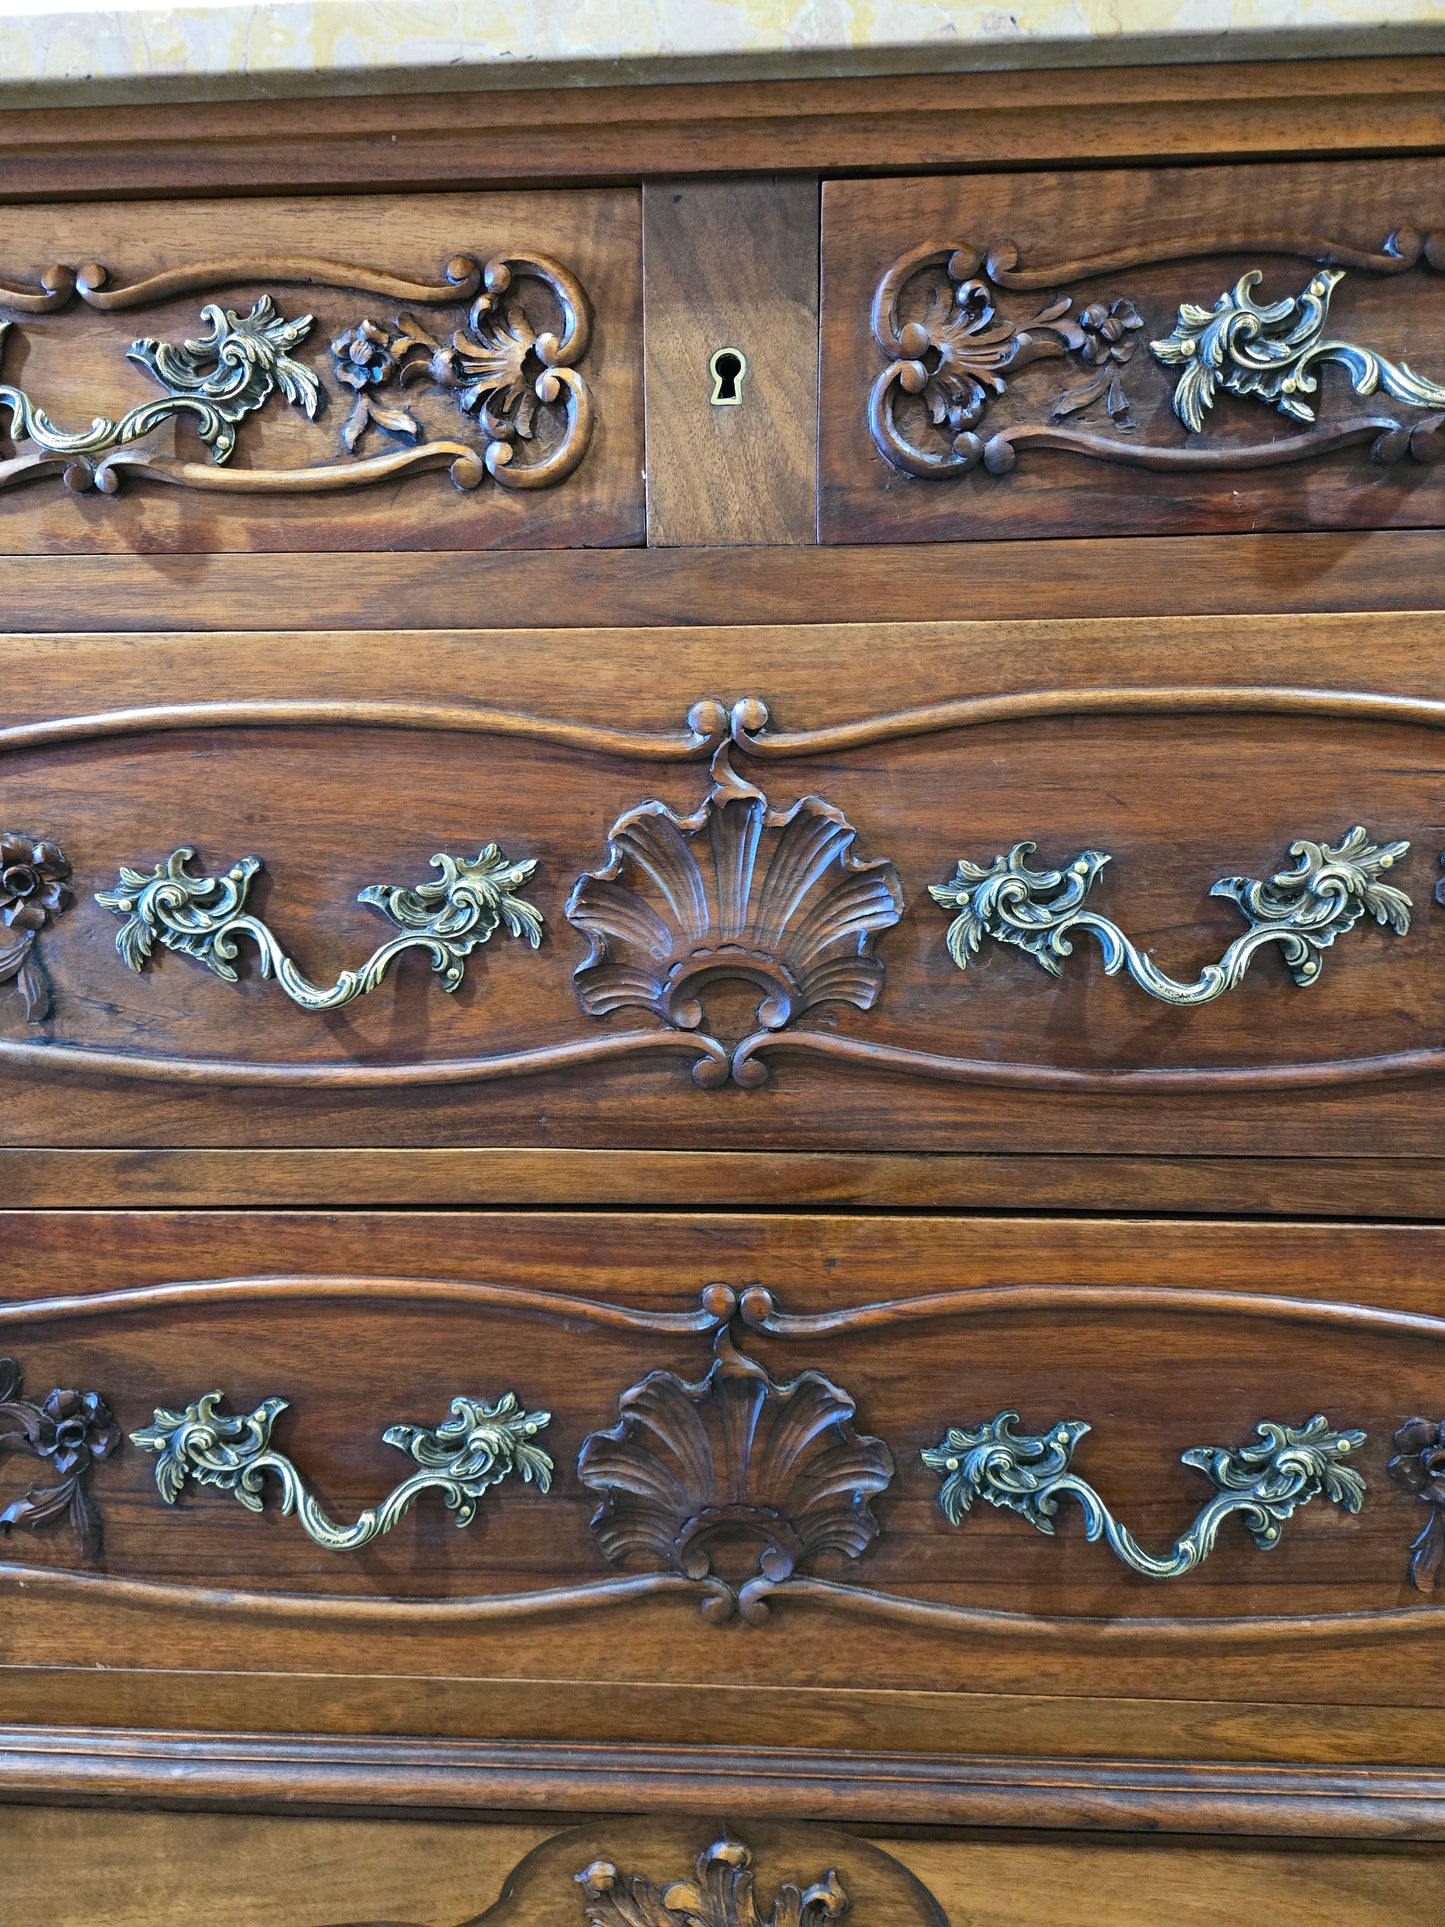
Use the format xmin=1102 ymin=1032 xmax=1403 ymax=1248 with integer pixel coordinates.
xmin=868 ymin=241 xmax=1445 ymax=479
xmin=0 ymin=832 xmax=72 ymax=1022
xmin=0 ymin=251 xmax=595 ymax=496
xmin=578 ymin=1836 xmax=848 ymax=1927
xmin=578 ymin=1328 xmax=895 ymax=1623
xmin=0 ymin=1356 xmax=121 ymax=1558
xmin=1388 ymin=1417 xmax=1445 ymax=1592
xmin=565 ymin=746 xmax=903 ymax=1085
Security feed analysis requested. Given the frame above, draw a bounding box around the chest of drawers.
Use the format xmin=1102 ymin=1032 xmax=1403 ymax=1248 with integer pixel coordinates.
xmin=3 ymin=54 xmax=1445 ymax=1925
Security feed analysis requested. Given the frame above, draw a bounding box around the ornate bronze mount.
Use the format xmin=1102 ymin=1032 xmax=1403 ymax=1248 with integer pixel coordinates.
xmin=931 ymin=827 xmax=1411 ymax=1005
xmin=869 ymin=236 xmax=1445 ymax=479
xmin=579 ymin=1317 xmax=894 ymax=1624
xmin=97 ymin=842 xmax=542 ymax=1011
xmin=923 ymin=1410 xmax=1366 ymax=1579
xmin=0 ymin=1355 xmax=121 ymax=1558
xmin=0 ymin=251 xmax=594 ymax=496
xmin=0 ymin=831 xmax=71 ymax=1022
xmin=131 ymin=1387 xmax=552 ymax=1551
xmin=579 ymin=1836 xmax=848 ymax=1927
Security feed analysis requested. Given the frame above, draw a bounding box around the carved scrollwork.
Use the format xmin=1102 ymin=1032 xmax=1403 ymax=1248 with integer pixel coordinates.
xmin=96 ymin=842 xmax=542 ymax=1011
xmin=578 ymin=1836 xmax=848 ymax=1927
xmin=0 ymin=1355 xmax=121 ymax=1559
xmin=0 ymin=253 xmax=595 ymax=496
xmin=131 ymin=1386 xmax=553 ymax=1551
xmin=565 ymin=741 xmax=903 ymax=1087
xmin=0 ymin=831 xmax=72 ymax=1023
xmin=868 ymin=242 xmax=1445 ymax=480
xmin=578 ymin=1327 xmax=895 ymax=1623
xmin=923 ymin=1410 xmax=1366 ymax=1579
xmin=930 ymin=827 xmax=1411 ymax=1005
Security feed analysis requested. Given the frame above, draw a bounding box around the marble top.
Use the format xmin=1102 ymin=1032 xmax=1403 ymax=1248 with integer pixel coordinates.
xmin=0 ymin=0 xmax=1441 ymax=107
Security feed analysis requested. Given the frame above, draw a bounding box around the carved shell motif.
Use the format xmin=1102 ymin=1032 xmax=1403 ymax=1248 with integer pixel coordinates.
xmin=578 ymin=1328 xmax=895 ymax=1623
xmin=565 ymin=749 xmax=903 ymax=1060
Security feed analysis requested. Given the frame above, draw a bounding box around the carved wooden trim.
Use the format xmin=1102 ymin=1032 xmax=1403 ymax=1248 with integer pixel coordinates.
xmin=0 ymin=1725 xmax=1439 ymax=1837
xmin=968 ymin=228 xmax=1445 ymax=291
xmin=0 ymin=1355 xmax=120 ymax=1558
xmin=0 ymin=253 xmax=594 ymax=497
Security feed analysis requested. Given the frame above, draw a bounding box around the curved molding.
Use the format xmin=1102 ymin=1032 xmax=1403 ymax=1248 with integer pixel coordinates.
xmin=0 ymin=265 xmax=77 ymax=314
xmin=731 ymin=1030 xmax=1445 ymax=1094
xmin=72 ymin=254 xmax=483 ymax=312
xmin=727 ymin=686 xmax=1445 ymax=760
xmin=736 ymin=1281 xmax=1445 ymax=1344
xmin=3 ymin=1554 xmax=1441 ymax=1646
xmin=972 ymin=228 xmax=1445 ymax=292
xmin=0 ymin=1274 xmax=738 ymax=1335
xmin=0 ymin=1028 xmax=729 ymax=1088
xmin=0 ymin=695 xmax=728 ymax=763
xmin=975 ymin=415 xmax=1430 ymax=476
xmin=90 ymin=442 xmax=488 ymax=495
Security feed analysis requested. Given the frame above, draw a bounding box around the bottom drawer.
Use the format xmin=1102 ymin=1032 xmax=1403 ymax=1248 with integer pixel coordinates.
xmin=3 ymin=1209 xmax=1445 ymax=1833
xmin=6 ymin=1807 xmax=1443 ymax=1927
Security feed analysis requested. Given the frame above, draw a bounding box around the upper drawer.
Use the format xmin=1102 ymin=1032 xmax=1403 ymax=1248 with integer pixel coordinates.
xmin=0 ymin=189 xmax=642 ymax=553
xmin=820 ymin=160 xmax=1445 ymax=544
xmin=0 ymin=612 xmax=1441 ymax=1159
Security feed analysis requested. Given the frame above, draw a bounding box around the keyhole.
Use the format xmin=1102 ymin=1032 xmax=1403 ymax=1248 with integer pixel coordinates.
xmin=709 ymin=347 xmax=746 ymax=406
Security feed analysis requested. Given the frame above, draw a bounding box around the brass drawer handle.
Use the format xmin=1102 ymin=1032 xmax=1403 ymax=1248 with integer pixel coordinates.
xmin=97 ymin=842 xmax=542 ymax=1011
xmin=924 ymin=1411 xmax=1365 ymax=1580
xmin=931 ymin=826 xmax=1410 ymax=1005
xmin=131 ymin=1387 xmax=552 ymax=1551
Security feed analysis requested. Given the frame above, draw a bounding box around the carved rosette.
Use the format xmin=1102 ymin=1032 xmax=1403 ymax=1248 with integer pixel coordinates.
xmin=0 ymin=1355 xmax=121 ymax=1558
xmin=578 ymin=1328 xmax=895 ymax=1623
xmin=0 ymin=832 xmax=72 ymax=1023
xmin=565 ymin=746 xmax=904 ymax=1087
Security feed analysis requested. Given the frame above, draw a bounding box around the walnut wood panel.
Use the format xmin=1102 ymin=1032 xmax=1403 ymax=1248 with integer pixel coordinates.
xmin=0 ymin=61 xmax=1442 ymax=202
xmin=3 ymin=1210 xmax=1445 ymax=1724
xmin=5 ymin=529 xmax=1445 ymax=632
xmin=0 ymin=615 xmax=1441 ymax=1157
xmin=0 ymin=189 xmax=641 ymax=553
xmin=6 ymin=1148 xmax=1445 ymax=1216
xmin=4 ymin=1805 xmax=1442 ymax=1927
xmin=643 ymin=178 xmax=819 ymax=547
xmin=821 ymin=160 xmax=1445 ymax=545
xmin=10 ymin=1727 xmax=1445 ymax=1838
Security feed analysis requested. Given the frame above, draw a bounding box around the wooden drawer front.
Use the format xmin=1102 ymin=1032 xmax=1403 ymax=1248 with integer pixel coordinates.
xmin=820 ymin=160 xmax=1445 ymax=544
xmin=4 ymin=1211 xmax=1445 ymax=1752
xmin=0 ymin=189 xmax=642 ymax=552
xmin=0 ymin=615 xmax=1441 ymax=1159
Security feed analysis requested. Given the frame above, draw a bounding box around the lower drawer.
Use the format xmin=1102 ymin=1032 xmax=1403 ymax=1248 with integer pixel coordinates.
xmin=4 ymin=1209 xmax=1445 ymax=1822
xmin=6 ymin=1806 xmax=1444 ymax=1927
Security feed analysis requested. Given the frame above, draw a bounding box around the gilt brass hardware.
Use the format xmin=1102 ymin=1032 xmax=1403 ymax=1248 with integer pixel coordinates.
xmin=931 ymin=826 xmax=1410 ymax=1004
xmin=709 ymin=347 xmax=746 ymax=406
xmin=97 ymin=843 xmax=542 ymax=1011
xmin=131 ymin=1387 xmax=553 ymax=1551
xmin=924 ymin=1411 xmax=1365 ymax=1579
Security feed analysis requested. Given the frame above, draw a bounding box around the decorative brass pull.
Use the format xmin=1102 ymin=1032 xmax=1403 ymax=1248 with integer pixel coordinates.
xmin=131 ymin=1387 xmax=553 ymax=1551
xmin=97 ymin=843 xmax=542 ymax=1011
xmin=923 ymin=1411 xmax=1365 ymax=1579
xmin=930 ymin=826 xmax=1410 ymax=1005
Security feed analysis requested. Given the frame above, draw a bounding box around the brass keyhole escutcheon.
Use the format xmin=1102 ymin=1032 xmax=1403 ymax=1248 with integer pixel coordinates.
xmin=709 ymin=347 xmax=746 ymax=406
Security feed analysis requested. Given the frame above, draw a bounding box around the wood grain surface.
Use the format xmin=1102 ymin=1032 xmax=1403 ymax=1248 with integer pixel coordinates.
xmin=644 ymin=179 xmax=819 ymax=547
xmin=4 ymin=529 xmax=1445 ymax=630
xmin=0 ymin=59 xmax=1441 ymax=200
xmin=0 ymin=190 xmax=643 ymax=554
xmin=822 ymin=160 xmax=1445 ymax=544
